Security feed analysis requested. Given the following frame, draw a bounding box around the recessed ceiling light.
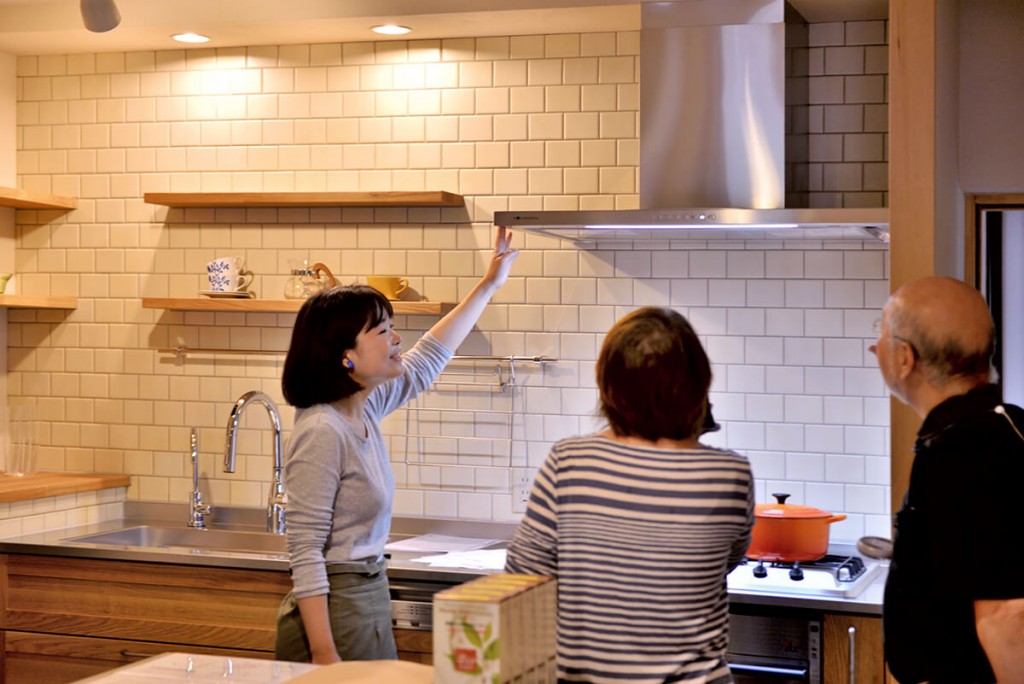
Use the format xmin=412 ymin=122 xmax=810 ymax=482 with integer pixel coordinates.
xmin=172 ymin=33 xmax=211 ymax=43
xmin=371 ymin=24 xmax=412 ymax=35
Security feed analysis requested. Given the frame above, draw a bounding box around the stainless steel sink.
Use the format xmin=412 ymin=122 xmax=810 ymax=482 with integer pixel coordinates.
xmin=64 ymin=525 xmax=288 ymax=555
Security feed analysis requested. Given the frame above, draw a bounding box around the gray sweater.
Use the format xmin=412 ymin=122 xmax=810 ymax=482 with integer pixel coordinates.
xmin=284 ymin=333 xmax=452 ymax=599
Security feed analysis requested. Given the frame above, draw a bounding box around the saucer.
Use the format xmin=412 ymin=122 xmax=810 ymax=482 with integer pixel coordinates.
xmin=200 ymin=290 xmax=255 ymax=299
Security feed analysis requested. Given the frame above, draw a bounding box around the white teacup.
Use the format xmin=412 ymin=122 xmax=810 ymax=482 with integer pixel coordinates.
xmin=207 ymin=256 xmax=253 ymax=292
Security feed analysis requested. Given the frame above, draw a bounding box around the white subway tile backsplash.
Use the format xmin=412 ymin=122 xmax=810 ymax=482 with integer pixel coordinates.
xmin=785 ymin=395 xmax=823 ymax=423
xmin=766 ymin=309 xmax=805 ymax=336
xmin=804 ymin=367 xmax=844 ymax=395
xmin=785 ymin=280 xmax=824 ymax=308
xmin=745 ymin=280 xmax=785 ymax=307
xmin=845 ymin=484 xmax=885 ymax=514
xmin=864 ymin=455 xmax=890 ymax=485
xmin=806 ymin=425 xmax=845 ymax=454
xmin=707 ymin=336 xmax=746 ymax=364
xmin=823 ymin=396 xmax=864 ymax=425
xmin=746 ymin=451 xmax=786 ymax=480
xmin=727 ymin=308 xmax=765 ymax=336
xmin=845 ymin=367 xmax=889 ymax=397
xmin=726 ymin=251 xmax=764 ymax=278
xmin=10 ymin=24 xmax=888 ymax=535
xmin=726 ymin=365 xmax=766 ymax=394
xmin=787 ymin=452 xmax=825 ymax=481
xmin=745 ymin=337 xmax=783 ymax=365
xmin=825 ymin=454 xmax=865 ymax=484
xmin=823 ymin=338 xmax=866 ymax=366
xmin=805 ymin=309 xmax=844 ymax=336
xmin=784 ymin=338 xmax=823 ymax=365
xmin=844 ymin=425 xmax=887 ymax=456
xmin=804 ymin=482 xmax=845 ymax=511
xmin=708 ymin=280 xmax=746 ymax=307
xmin=747 ymin=394 xmax=785 ymax=422
xmin=765 ymin=422 xmax=805 ymax=451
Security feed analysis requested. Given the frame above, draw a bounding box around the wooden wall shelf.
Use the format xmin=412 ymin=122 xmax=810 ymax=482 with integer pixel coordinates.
xmin=144 ymin=191 xmax=464 ymax=208
xmin=0 ymin=186 xmax=77 ymax=211
xmin=142 ymin=298 xmax=454 ymax=315
xmin=0 ymin=472 xmax=129 ymax=503
xmin=0 ymin=294 xmax=78 ymax=310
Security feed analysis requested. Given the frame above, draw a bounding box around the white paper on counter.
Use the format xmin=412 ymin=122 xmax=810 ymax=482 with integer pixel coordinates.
xmin=410 ymin=548 xmax=508 ymax=570
xmin=383 ymin=533 xmax=499 ymax=553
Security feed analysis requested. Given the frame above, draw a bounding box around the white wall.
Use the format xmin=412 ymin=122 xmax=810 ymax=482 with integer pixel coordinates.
xmin=1 ymin=51 xmax=16 ymax=408
xmin=959 ymin=0 xmax=1024 ymax=193
xmin=9 ymin=23 xmax=891 ymax=542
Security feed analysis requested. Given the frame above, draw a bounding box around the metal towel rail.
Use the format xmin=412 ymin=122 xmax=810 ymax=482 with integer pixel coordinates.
xmin=392 ymin=354 xmax=554 ymax=471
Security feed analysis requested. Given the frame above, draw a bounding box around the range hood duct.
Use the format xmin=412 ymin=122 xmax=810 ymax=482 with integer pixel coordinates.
xmin=494 ymin=0 xmax=888 ymax=244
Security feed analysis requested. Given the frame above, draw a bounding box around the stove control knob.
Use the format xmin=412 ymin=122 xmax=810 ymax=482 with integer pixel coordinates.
xmin=752 ymin=561 xmax=767 ymax=578
xmin=838 ymin=566 xmax=852 ymax=581
xmin=789 ymin=565 xmax=804 ymax=581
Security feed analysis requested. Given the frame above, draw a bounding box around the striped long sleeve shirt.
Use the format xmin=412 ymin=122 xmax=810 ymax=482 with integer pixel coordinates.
xmin=505 ymin=434 xmax=754 ymax=684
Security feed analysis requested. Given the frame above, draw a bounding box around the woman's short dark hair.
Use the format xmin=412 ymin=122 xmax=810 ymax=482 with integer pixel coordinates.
xmin=282 ymin=285 xmax=393 ymax=408
xmin=597 ymin=307 xmax=712 ymax=441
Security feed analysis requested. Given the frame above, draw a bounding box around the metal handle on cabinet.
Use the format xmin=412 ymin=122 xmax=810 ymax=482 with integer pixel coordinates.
xmin=848 ymin=625 xmax=857 ymax=684
xmin=120 ymin=650 xmax=159 ymax=660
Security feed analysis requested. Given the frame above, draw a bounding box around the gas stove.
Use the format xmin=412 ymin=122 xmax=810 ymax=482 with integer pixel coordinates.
xmin=726 ymin=552 xmax=883 ymax=599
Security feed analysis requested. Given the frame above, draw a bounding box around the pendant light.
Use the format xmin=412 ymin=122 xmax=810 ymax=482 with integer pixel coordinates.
xmin=80 ymin=0 xmax=121 ymax=33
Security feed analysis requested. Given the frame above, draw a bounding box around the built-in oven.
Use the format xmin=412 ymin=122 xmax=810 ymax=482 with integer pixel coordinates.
xmin=727 ymin=605 xmax=821 ymax=684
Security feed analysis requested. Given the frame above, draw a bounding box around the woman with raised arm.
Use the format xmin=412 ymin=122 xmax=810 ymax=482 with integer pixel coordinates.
xmin=275 ymin=228 xmax=517 ymax=664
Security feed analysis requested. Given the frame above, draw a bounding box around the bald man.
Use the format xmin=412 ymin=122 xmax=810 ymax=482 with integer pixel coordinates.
xmin=870 ymin=276 xmax=1024 ymax=684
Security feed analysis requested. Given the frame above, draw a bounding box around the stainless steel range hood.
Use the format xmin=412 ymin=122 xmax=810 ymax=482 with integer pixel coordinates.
xmin=494 ymin=0 xmax=889 ymax=245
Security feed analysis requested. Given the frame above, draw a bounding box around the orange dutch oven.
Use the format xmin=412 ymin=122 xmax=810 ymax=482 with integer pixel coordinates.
xmin=746 ymin=493 xmax=847 ymax=562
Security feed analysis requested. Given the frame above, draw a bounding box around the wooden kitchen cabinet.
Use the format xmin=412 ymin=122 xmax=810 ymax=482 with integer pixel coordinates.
xmin=0 ymin=554 xmax=437 ymax=683
xmin=823 ymin=613 xmax=890 ymax=684
xmin=0 ymin=632 xmax=262 ymax=684
xmin=394 ymin=627 xmax=433 ymax=664
xmin=0 ymin=554 xmax=292 ymax=684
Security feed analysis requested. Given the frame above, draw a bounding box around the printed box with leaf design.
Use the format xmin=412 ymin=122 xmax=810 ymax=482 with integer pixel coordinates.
xmin=433 ymin=573 xmax=556 ymax=684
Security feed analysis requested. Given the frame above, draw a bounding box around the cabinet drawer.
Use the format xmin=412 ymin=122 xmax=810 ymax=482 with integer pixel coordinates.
xmin=0 ymin=555 xmax=291 ymax=651
xmin=1 ymin=631 xmax=273 ymax=684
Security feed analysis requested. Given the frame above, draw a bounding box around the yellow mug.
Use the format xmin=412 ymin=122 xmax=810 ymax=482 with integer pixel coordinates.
xmin=367 ymin=276 xmax=408 ymax=300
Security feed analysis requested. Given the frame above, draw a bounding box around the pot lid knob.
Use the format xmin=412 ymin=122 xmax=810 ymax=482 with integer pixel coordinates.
xmin=772 ymin=492 xmax=791 ymax=505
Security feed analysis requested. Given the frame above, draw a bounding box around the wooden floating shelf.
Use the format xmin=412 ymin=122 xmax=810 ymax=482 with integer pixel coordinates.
xmin=144 ymin=191 xmax=464 ymax=208
xmin=142 ymin=297 xmax=454 ymax=315
xmin=0 ymin=294 xmax=78 ymax=310
xmin=0 ymin=472 xmax=130 ymax=503
xmin=0 ymin=186 xmax=77 ymax=210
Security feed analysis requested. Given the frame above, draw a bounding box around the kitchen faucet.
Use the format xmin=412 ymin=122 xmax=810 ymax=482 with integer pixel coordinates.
xmin=224 ymin=391 xmax=286 ymax=534
xmin=187 ymin=427 xmax=211 ymax=528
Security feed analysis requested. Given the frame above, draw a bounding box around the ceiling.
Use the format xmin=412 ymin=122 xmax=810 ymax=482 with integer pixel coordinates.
xmin=0 ymin=0 xmax=888 ymax=57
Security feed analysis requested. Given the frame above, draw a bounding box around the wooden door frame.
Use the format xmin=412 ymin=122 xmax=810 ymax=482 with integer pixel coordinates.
xmin=965 ymin=194 xmax=1024 ymax=287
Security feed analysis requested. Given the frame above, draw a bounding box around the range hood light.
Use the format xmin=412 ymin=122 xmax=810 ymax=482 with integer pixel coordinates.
xmin=586 ymin=223 xmax=800 ymax=231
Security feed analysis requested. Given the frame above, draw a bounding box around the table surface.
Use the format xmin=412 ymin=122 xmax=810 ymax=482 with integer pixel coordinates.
xmin=70 ymin=652 xmax=318 ymax=684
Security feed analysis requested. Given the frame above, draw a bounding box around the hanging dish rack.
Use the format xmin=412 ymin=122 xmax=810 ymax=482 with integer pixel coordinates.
xmin=387 ymin=354 xmax=554 ymax=470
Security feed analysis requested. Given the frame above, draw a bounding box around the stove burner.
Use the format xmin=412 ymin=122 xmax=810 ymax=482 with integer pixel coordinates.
xmin=742 ymin=554 xmax=867 ymax=582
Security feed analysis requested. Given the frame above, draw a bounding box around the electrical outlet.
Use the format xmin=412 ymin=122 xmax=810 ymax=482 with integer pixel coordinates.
xmin=512 ymin=470 xmax=533 ymax=513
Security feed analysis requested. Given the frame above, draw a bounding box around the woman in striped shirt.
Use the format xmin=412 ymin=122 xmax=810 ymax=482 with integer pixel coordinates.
xmin=506 ymin=307 xmax=754 ymax=684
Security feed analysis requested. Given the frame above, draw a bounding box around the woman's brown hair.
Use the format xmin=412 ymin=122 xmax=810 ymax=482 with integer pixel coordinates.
xmin=597 ymin=307 xmax=711 ymax=441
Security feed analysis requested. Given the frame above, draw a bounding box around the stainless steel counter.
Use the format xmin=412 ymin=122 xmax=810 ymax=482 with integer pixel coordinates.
xmin=0 ymin=502 xmax=884 ymax=616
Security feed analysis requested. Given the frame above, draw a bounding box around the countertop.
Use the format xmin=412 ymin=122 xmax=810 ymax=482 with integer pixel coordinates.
xmin=0 ymin=502 xmax=885 ymax=615
xmin=69 ymin=652 xmax=317 ymax=684
xmin=69 ymin=652 xmax=436 ymax=684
